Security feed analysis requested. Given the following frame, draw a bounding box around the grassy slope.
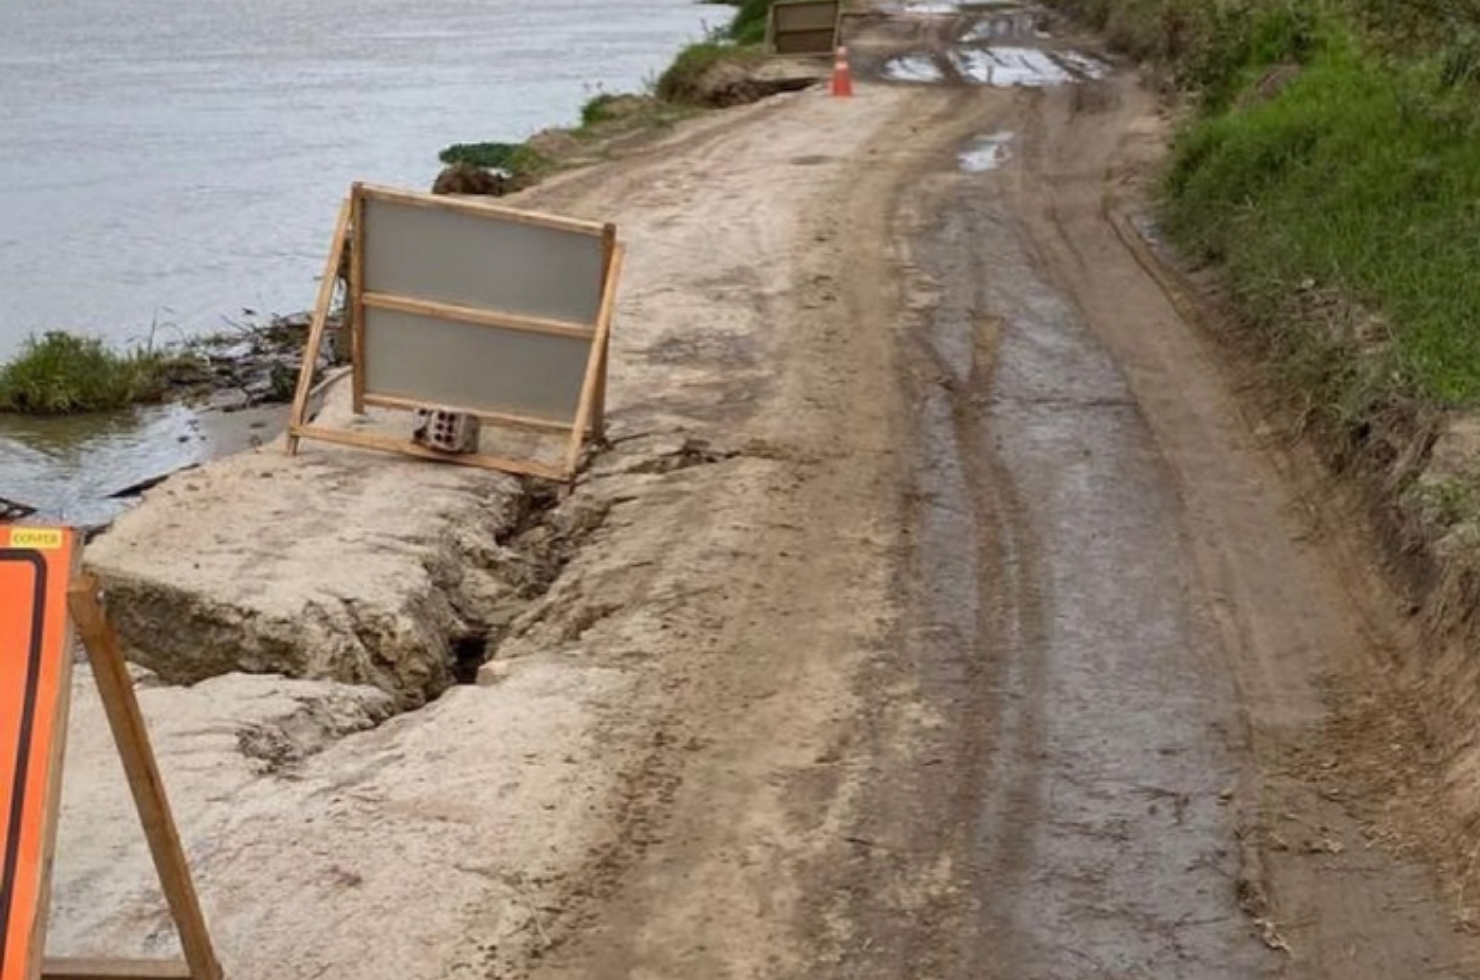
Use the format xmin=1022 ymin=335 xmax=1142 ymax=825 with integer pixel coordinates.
xmin=1069 ymin=0 xmax=1480 ymax=410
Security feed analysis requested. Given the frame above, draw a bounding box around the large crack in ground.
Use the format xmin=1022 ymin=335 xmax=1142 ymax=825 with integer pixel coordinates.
xmin=88 ymin=433 xmax=750 ymax=777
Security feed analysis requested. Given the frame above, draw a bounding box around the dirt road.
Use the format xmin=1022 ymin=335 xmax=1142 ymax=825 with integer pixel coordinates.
xmin=54 ymin=4 xmax=1480 ymax=978
xmin=507 ymin=6 xmax=1480 ymax=979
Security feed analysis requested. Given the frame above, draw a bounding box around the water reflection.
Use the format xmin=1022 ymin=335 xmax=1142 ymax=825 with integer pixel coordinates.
xmin=0 ymin=402 xmax=283 ymax=528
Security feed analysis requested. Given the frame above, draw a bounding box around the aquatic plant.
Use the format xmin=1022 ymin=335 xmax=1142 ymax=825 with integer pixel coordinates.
xmin=0 ymin=331 xmax=174 ymax=414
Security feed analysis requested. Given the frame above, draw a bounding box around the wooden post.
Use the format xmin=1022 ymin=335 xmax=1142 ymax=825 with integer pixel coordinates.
xmin=592 ymin=224 xmax=619 ymax=444
xmin=286 ymin=199 xmax=351 ymax=455
xmin=563 ymin=244 xmax=623 ymax=480
xmin=349 ymin=184 xmax=368 ymax=416
xmin=64 ymin=577 xmax=222 ymax=980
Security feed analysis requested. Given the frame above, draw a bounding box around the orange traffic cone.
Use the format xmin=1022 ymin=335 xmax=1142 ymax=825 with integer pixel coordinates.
xmin=831 ymin=46 xmax=854 ymax=98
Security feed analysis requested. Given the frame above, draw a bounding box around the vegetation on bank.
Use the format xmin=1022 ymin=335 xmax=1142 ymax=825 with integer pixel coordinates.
xmin=0 ymin=315 xmax=323 ymax=416
xmin=0 ymin=332 xmax=180 ymax=415
xmin=1073 ymin=0 xmax=1480 ymax=409
xmin=439 ymin=141 xmax=553 ymax=186
xmin=659 ymin=0 xmax=778 ymax=99
xmin=438 ymin=0 xmax=783 ymax=184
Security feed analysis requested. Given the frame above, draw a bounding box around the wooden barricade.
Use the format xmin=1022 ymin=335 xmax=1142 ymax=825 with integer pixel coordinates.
xmin=766 ymin=0 xmax=842 ymax=55
xmin=286 ymin=184 xmax=624 ymax=483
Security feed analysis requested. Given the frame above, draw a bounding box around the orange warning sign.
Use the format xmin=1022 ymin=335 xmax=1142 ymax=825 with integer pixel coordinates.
xmin=0 ymin=525 xmax=75 ymax=980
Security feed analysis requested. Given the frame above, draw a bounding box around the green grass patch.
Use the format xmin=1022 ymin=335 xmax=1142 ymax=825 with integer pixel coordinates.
xmin=0 ymin=332 xmax=181 ymax=415
xmin=1158 ymin=8 xmax=1480 ymax=405
xmin=580 ymin=93 xmax=626 ymax=128
xmin=438 ymin=141 xmax=552 ymax=183
xmin=728 ymin=0 xmax=777 ymax=44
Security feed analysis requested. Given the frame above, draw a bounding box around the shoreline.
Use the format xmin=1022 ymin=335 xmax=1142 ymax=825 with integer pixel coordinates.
xmin=0 ymin=0 xmax=821 ymax=528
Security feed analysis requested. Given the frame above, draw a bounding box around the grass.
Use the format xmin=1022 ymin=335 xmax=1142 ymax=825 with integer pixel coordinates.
xmin=438 ymin=142 xmax=552 ymax=184
xmin=728 ymin=0 xmax=778 ymax=44
xmin=1098 ymin=0 xmax=1480 ymax=408
xmin=575 ymin=92 xmax=701 ymax=141
xmin=1163 ymin=16 xmax=1480 ymax=405
xmin=0 ymin=331 xmax=180 ymax=415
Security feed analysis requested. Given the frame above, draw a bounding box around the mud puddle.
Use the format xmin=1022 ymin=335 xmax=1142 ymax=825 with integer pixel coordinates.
xmin=884 ymin=46 xmax=1107 ymax=85
xmin=874 ymin=3 xmax=1106 ymax=88
xmin=959 ymin=131 xmax=1014 ymax=171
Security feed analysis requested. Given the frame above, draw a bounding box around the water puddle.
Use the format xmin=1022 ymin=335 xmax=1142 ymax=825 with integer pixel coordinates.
xmin=876 ymin=2 xmax=1110 ymax=88
xmin=899 ymin=0 xmax=963 ymax=14
xmin=885 ymin=55 xmax=947 ymax=83
xmin=960 ymin=12 xmax=1038 ymax=40
xmin=956 ymin=46 xmax=1070 ymax=86
xmin=0 ymin=402 xmax=284 ymax=530
xmin=1053 ymin=50 xmax=1110 ymax=78
xmin=959 ymin=132 xmax=1015 ymax=172
xmin=884 ymin=45 xmax=1108 ymax=88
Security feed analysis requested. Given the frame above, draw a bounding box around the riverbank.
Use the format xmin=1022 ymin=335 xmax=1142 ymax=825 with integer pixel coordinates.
xmin=429 ymin=2 xmax=827 ymax=194
xmin=58 ymin=77 xmax=914 ymax=978
xmin=0 ymin=313 xmax=341 ymax=528
xmin=0 ymin=0 xmax=774 ymax=528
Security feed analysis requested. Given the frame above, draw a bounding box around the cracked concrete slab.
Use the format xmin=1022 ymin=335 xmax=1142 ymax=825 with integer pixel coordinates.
xmin=86 ymin=387 xmax=530 ymax=706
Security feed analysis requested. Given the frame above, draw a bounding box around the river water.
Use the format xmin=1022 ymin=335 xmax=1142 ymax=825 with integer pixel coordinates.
xmin=0 ymin=0 xmax=713 ymax=525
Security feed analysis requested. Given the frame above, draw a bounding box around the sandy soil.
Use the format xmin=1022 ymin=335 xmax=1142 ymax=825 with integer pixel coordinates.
xmin=48 ymin=4 xmax=1480 ymax=979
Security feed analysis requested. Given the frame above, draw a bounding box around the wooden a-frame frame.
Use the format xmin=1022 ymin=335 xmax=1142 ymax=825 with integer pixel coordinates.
xmin=284 ymin=187 xmax=622 ymax=483
xmin=24 ymin=570 xmax=222 ymax=980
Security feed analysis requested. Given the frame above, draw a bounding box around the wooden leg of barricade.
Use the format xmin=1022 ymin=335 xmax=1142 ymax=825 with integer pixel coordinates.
xmin=52 ymin=578 xmax=222 ymax=980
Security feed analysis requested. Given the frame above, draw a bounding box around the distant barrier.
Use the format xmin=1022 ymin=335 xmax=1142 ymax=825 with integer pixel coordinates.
xmin=767 ymin=0 xmax=842 ymax=55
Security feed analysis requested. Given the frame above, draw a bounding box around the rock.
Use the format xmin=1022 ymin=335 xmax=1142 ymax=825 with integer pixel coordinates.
xmin=476 ymin=659 xmax=515 ymax=686
xmin=1425 ymin=414 xmax=1480 ymax=483
xmin=702 ymin=58 xmax=824 ymax=108
xmin=431 ymin=162 xmax=508 ymax=197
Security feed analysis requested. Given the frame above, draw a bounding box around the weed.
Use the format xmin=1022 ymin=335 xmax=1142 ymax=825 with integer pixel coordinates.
xmin=581 ymin=93 xmax=623 ymax=127
xmin=1408 ymin=476 xmax=1480 ymax=528
xmin=0 ymin=331 xmax=182 ymax=415
xmin=438 ymin=142 xmax=551 ymax=183
xmin=1158 ymin=10 xmax=1480 ymax=405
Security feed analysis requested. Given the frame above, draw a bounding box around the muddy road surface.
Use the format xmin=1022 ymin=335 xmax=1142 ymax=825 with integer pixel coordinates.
xmin=510 ymin=5 xmax=1480 ymax=980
